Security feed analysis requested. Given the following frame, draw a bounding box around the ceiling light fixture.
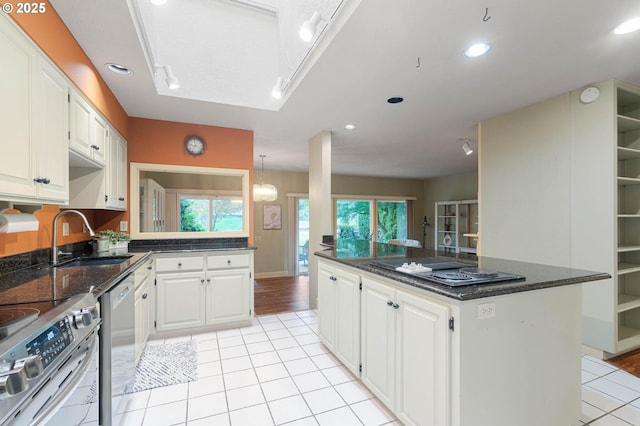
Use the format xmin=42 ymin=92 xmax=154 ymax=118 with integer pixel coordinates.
xmin=150 ymin=0 xmax=168 ymax=5
xmin=105 ymin=63 xmax=133 ymax=75
xmin=464 ymin=42 xmax=491 ymax=58
xmin=614 ymin=17 xmax=640 ymax=35
xmin=162 ymin=65 xmax=180 ymax=89
xmin=299 ymin=11 xmax=322 ymax=42
xmin=460 ymin=138 xmax=474 ymax=155
xmin=271 ymin=77 xmax=285 ymax=99
xmin=253 ymin=155 xmax=278 ymax=202
xmin=344 ymin=124 xmax=356 ymax=130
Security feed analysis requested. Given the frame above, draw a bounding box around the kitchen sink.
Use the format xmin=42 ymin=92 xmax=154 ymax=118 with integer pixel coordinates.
xmin=55 ymin=254 xmax=133 ymax=268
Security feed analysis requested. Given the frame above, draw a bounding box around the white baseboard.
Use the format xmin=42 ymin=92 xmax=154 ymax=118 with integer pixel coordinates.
xmin=255 ymin=270 xmax=289 ymax=279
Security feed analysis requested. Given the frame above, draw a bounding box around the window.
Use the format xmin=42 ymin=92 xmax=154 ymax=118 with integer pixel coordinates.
xmin=179 ymin=194 xmax=243 ymax=232
xmin=335 ymin=198 xmax=410 ymax=242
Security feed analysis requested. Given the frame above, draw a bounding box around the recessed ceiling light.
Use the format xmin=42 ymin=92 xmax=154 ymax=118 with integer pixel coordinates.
xmin=614 ymin=17 xmax=640 ymax=35
xmin=387 ymin=97 xmax=404 ymax=104
xmin=150 ymin=0 xmax=168 ymax=5
xmin=464 ymin=42 xmax=491 ymax=58
xmin=105 ymin=63 xmax=133 ymax=75
xmin=344 ymin=124 xmax=356 ymax=130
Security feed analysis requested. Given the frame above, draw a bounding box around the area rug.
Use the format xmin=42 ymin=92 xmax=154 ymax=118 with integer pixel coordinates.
xmin=133 ymin=340 xmax=198 ymax=392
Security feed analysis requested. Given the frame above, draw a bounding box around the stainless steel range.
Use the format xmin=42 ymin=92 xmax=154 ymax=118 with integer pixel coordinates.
xmin=0 ymin=268 xmax=100 ymax=426
xmin=371 ymin=257 xmax=525 ymax=286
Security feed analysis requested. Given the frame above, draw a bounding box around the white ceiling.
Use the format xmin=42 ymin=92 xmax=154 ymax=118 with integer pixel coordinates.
xmin=50 ymin=0 xmax=640 ymax=179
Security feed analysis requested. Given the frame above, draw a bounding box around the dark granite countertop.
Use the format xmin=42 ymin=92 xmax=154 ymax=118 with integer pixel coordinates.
xmin=0 ymin=244 xmax=255 ymax=304
xmin=315 ymin=241 xmax=610 ymax=301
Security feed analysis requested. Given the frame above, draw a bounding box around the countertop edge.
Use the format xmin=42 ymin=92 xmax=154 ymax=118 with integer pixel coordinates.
xmin=315 ymin=251 xmax=611 ymax=301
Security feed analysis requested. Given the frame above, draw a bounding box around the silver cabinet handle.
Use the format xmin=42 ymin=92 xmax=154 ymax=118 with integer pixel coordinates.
xmin=142 ymin=293 xmax=148 ymax=299
xmin=392 ymin=303 xmax=400 ymax=310
xmin=207 ymin=278 xmax=211 ymax=283
xmin=90 ymin=144 xmax=100 ymax=151
xmin=227 ymin=259 xmax=231 ymax=264
xmin=387 ymin=300 xmax=393 ymax=307
xmin=33 ymin=176 xmax=49 ymax=184
xmin=118 ymin=197 xmax=125 ymax=201
xmin=178 ymin=262 xmax=182 ymax=267
xmin=147 ymin=265 xmax=153 ymax=270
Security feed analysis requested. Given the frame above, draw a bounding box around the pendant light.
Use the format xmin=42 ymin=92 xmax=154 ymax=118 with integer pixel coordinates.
xmin=253 ymin=155 xmax=278 ymax=202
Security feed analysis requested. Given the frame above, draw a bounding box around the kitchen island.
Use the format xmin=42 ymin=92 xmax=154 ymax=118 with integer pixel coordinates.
xmin=315 ymin=241 xmax=609 ymax=426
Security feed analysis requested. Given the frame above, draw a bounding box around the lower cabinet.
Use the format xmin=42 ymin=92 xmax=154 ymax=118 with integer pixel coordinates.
xmin=134 ymin=274 xmax=151 ymax=363
xmin=154 ymin=251 xmax=254 ymax=333
xmin=360 ymin=275 xmax=451 ymax=426
xmin=156 ymin=271 xmax=206 ymax=332
xmin=318 ymin=259 xmax=361 ymax=376
xmin=134 ymin=258 xmax=154 ymax=362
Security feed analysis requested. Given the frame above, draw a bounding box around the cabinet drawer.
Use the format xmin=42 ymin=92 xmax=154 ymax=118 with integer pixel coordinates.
xmin=134 ymin=260 xmax=153 ymax=288
xmin=155 ymin=256 xmax=204 ymax=272
xmin=207 ymin=254 xmax=250 ymax=270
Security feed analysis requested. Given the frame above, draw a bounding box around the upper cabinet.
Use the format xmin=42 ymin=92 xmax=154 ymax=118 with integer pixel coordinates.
xmin=69 ymin=89 xmax=106 ymax=168
xmin=0 ymin=15 xmax=68 ymax=204
xmin=106 ymin=130 xmax=127 ymax=210
xmin=68 ymin=123 xmax=128 ymax=211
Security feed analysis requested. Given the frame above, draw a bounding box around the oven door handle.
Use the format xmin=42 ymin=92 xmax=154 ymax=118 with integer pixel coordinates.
xmin=32 ymin=331 xmax=99 ymax=426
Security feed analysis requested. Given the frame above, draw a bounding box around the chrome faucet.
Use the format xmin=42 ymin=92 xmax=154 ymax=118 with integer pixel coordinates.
xmin=52 ymin=210 xmax=95 ymax=265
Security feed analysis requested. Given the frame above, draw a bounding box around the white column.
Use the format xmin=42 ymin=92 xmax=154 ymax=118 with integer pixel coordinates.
xmin=308 ymin=130 xmax=332 ymax=309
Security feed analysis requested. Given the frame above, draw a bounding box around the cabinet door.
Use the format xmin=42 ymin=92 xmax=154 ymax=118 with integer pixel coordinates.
xmin=135 ymin=275 xmax=151 ymax=364
xmin=69 ymin=90 xmax=93 ymax=159
xmin=0 ymin=18 xmax=37 ymax=200
xmin=395 ymin=290 xmax=451 ymax=426
xmin=335 ymin=268 xmax=360 ymax=376
xmin=90 ymin=114 xmax=107 ymax=166
xmin=360 ymin=276 xmax=396 ymax=409
xmin=205 ymin=269 xmax=251 ymax=325
xmin=106 ymin=130 xmax=126 ymax=210
xmin=317 ymin=263 xmax=336 ymax=350
xmin=156 ymin=272 xmax=206 ymax=332
xmin=34 ymin=59 xmax=68 ymax=203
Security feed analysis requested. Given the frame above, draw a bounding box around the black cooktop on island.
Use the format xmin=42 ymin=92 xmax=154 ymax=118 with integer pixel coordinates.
xmin=370 ymin=257 xmax=525 ymax=287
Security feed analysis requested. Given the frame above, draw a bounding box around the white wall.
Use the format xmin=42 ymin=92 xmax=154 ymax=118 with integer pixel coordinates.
xmin=479 ymin=94 xmax=573 ymax=266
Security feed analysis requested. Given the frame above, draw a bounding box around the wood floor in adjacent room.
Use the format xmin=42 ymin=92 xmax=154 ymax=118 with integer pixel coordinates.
xmin=608 ymin=348 xmax=640 ymax=378
xmin=254 ymin=275 xmax=310 ymax=315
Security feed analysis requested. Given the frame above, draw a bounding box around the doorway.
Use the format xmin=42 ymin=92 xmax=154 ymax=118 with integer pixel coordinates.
xmin=296 ymin=198 xmax=309 ymax=275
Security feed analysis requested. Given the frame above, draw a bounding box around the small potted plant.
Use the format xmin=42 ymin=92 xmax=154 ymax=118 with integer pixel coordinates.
xmin=95 ymin=230 xmax=131 ymax=254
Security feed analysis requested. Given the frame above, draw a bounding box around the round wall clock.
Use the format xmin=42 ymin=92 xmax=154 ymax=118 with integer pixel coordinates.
xmin=184 ymin=135 xmax=206 ymax=156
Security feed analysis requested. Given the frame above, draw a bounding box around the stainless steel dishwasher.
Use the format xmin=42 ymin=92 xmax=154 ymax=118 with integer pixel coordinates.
xmin=99 ymin=273 xmax=135 ymax=426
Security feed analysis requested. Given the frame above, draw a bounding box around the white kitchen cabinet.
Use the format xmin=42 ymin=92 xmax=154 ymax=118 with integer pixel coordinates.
xmin=154 ymin=251 xmax=254 ymax=333
xmin=105 ymin=129 xmax=127 ymax=210
xmin=361 ymin=275 xmax=450 ymax=426
xmin=156 ymin=271 xmax=207 ymax=332
xmin=134 ymin=258 xmax=154 ymax=363
xmin=0 ymin=15 xmax=68 ymax=204
xmin=69 ymin=88 xmax=106 ymax=167
xmin=68 ymin=123 xmax=128 ymax=210
xmin=317 ymin=259 xmax=361 ymax=376
xmin=205 ymin=269 xmax=252 ymax=325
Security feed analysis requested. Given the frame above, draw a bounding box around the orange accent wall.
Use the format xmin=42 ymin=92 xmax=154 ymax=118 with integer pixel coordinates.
xmin=7 ymin=1 xmax=128 ymax=137
xmin=0 ymin=4 xmax=255 ymax=258
xmin=128 ymin=118 xmax=254 ymax=242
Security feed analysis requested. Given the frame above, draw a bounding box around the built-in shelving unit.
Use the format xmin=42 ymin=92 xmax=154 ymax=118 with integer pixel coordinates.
xmin=434 ymin=200 xmax=478 ymax=254
xmin=616 ymin=83 xmax=640 ymax=352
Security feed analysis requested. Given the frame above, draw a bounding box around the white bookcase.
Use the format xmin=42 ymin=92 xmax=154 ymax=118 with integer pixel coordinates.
xmin=434 ymin=200 xmax=478 ymax=254
xmin=615 ymin=83 xmax=640 ymax=351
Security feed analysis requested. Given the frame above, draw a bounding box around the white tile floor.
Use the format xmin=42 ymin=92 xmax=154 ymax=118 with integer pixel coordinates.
xmin=119 ymin=310 xmax=640 ymax=426
xmin=579 ymin=354 xmax=640 ymax=425
xmin=121 ymin=310 xmax=400 ymax=426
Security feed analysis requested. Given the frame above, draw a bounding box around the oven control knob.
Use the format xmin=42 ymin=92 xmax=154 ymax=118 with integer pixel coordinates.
xmin=0 ymin=368 xmax=28 ymax=396
xmin=84 ymin=305 xmax=99 ymax=320
xmin=73 ymin=310 xmax=93 ymax=329
xmin=13 ymin=355 xmax=43 ymax=379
